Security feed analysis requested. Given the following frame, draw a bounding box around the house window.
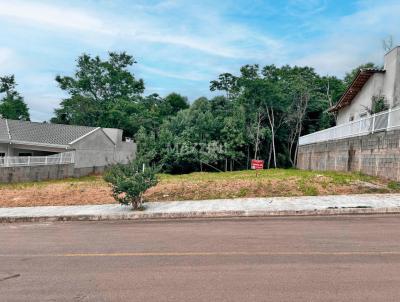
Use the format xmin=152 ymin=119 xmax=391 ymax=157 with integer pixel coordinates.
xmin=0 ymin=153 xmax=5 ymax=157
xmin=18 ymin=152 xmax=32 ymax=156
xmin=349 ymin=115 xmax=354 ymax=122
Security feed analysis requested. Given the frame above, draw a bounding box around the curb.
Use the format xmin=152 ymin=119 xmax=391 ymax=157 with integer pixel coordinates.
xmin=1 ymin=207 xmax=400 ymax=223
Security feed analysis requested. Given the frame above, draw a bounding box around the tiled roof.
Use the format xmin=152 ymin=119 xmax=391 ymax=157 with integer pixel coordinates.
xmin=329 ymin=68 xmax=385 ymax=112
xmin=0 ymin=119 xmax=9 ymax=141
xmin=0 ymin=118 xmax=98 ymax=146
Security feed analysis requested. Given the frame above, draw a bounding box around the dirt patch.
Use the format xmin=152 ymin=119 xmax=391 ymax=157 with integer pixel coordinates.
xmin=0 ymin=170 xmax=397 ymax=207
xmin=144 ymin=177 xmax=391 ymax=201
xmin=0 ymin=180 xmax=115 ymax=207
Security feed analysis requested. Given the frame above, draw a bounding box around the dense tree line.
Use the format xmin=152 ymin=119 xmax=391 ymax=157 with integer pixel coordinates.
xmin=1 ymin=52 xmax=377 ymax=172
xmin=50 ymin=52 xmax=189 ymax=138
xmin=136 ymin=65 xmax=346 ymax=172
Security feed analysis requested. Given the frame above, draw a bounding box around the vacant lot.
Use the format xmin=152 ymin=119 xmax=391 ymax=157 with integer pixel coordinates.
xmin=1 ymin=169 xmax=399 ymax=207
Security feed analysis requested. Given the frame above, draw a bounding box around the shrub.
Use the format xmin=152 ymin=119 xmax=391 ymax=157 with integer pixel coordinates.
xmin=388 ymin=181 xmax=400 ymax=190
xmin=104 ymin=160 xmax=158 ymax=209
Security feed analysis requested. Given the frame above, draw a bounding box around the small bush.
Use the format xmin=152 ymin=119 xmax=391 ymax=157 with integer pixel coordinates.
xmin=104 ymin=160 xmax=158 ymax=209
xmin=388 ymin=181 xmax=400 ymax=190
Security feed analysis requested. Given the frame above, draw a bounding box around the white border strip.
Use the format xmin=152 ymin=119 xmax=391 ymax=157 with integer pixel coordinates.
xmin=68 ymin=127 xmax=101 ymax=145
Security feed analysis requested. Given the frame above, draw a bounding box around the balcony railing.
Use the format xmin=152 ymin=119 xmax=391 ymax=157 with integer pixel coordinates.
xmin=299 ymin=107 xmax=400 ymax=146
xmin=0 ymin=151 xmax=75 ymax=167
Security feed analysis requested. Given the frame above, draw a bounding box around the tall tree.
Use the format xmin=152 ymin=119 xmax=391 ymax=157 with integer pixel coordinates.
xmin=0 ymin=75 xmax=30 ymax=120
xmin=210 ymin=73 xmax=239 ymax=100
xmin=51 ymin=52 xmax=145 ymax=134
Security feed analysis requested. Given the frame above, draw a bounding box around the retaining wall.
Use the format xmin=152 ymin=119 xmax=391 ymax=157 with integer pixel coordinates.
xmin=0 ymin=164 xmax=108 ymax=183
xmin=297 ymin=129 xmax=400 ymax=181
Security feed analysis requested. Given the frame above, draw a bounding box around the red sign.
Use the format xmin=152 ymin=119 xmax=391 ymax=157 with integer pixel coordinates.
xmin=251 ymin=159 xmax=264 ymax=170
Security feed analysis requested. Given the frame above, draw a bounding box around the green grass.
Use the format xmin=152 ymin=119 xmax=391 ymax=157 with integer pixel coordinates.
xmin=0 ymin=169 xmax=392 ymax=200
xmin=0 ymin=168 xmax=378 ymax=189
xmin=158 ymin=168 xmax=377 ymax=184
xmin=0 ymin=169 xmax=382 ymax=188
xmin=388 ymin=181 xmax=400 ymax=190
xmin=1 ymin=169 xmax=398 ymax=207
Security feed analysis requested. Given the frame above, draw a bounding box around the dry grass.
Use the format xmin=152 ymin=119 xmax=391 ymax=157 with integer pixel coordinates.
xmin=0 ymin=169 xmax=398 ymax=207
xmin=0 ymin=176 xmax=114 ymax=207
xmin=145 ymin=169 xmax=397 ymax=201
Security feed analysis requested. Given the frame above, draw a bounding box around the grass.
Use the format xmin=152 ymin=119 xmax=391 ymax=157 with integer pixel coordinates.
xmin=159 ymin=168 xmax=373 ymax=182
xmin=0 ymin=168 xmax=399 ymax=207
xmin=146 ymin=168 xmax=398 ymax=201
xmin=158 ymin=169 xmax=376 ymax=186
xmin=388 ymin=181 xmax=400 ymax=190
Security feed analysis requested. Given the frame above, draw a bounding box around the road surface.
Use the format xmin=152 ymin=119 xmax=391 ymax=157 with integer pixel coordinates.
xmin=1 ymin=216 xmax=400 ymax=301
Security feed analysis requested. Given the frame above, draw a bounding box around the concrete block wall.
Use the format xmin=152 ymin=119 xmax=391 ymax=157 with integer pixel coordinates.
xmin=0 ymin=164 xmax=109 ymax=183
xmin=0 ymin=164 xmax=75 ymax=183
xmin=297 ymin=129 xmax=400 ymax=181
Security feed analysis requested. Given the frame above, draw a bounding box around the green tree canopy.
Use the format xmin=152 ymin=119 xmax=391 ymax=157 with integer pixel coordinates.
xmin=0 ymin=75 xmax=30 ymax=120
xmin=51 ymin=52 xmax=145 ymax=136
xmin=343 ymin=62 xmax=380 ymax=87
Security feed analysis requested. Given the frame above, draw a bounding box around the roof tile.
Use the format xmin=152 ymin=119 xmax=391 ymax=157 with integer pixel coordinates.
xmin=2 ymin=118 xmax=98 ymax=146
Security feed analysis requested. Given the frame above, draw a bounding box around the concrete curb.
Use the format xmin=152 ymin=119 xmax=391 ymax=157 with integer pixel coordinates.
xmin=2 ymin=207 xmax=400 ymax=223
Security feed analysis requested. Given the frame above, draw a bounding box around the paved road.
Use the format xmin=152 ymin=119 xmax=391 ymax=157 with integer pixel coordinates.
xmin=1 ymin=216 xmax=400 ymax=301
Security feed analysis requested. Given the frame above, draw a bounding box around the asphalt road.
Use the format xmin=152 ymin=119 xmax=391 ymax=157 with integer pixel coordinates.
xmin=1 ymin=216 xmax=400 ymax=301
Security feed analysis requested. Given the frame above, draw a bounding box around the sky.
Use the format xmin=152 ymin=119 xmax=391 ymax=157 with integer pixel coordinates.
xmin=0 ymin=0 xmax=399 ymax=121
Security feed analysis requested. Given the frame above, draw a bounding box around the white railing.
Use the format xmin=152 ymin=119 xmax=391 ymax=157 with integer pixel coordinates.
xmin=299 ymin=107 xmax=400 ymax=145
xmin=0 ymin=151 xmax=75 ymax=167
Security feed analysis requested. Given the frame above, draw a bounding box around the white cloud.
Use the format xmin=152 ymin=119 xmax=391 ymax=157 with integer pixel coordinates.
xmin=0 ymin=1 xmax=283 ymax=60
xmin=293 ymin=1 xmax=400 ymax=76
xmin=0 ymin=48 xmax=13 ymax=65
xmin=4 ymin=0 xmax=400 ymax=121
xmin=0 ymin=48 xmax=23 ymax=73
xmin=0 ymin=1 xmax=108 ymax=33
xmin=139 ymin=65 xmax=209 ymax=81
xmin=285 ymin=0 xmax=327 ymax=17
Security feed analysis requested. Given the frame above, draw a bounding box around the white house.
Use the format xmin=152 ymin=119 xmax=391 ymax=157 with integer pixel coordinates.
xmin=297 ymin=46 xmax=400 ymax=180
xmin=0 ymin=118 xmax=136 ymax=172
xmin=330 ymin=46 xmax=400 ymax=124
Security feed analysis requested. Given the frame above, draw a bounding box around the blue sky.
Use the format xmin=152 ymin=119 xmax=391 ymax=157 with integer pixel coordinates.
xmin=0 ymin=0 xmax=399 ymax=121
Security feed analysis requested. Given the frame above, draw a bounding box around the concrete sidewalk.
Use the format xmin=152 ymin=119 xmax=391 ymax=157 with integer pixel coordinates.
xmin=1 ymin=194 xmax=400 ymax=222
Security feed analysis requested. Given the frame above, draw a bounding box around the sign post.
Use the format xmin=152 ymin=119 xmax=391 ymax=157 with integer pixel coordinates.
xmin=251 ymin=159 xmax=264 ymax=177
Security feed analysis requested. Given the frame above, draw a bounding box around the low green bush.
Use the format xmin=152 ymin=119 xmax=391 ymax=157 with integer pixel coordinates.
xmin=104 ymin=160 xmax=158 ymax=209
xmin=388 ymin=181 xmax=400 ymax=190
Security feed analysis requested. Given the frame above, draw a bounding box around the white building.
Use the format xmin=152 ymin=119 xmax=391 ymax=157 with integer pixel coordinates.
xmin=331 ymin=46 xmax=400 ymax=124
xmin=299 ymin=46 xmax=400 ymax=146
xmin=0 ymin=118 xmax=136 ymax=171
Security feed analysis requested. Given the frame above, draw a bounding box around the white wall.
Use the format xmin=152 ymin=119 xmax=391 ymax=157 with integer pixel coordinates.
xmin=337 ymin=73 xmax=384 ymax=124
xmin=383 ymin=47 xmax=400 ymax=108
xmin=337 ymin=46 xmax=400 ymax=125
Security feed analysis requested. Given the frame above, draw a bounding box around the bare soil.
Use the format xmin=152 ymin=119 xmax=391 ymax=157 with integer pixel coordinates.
xmin=0 ymin=169 xmax=397 ymax=207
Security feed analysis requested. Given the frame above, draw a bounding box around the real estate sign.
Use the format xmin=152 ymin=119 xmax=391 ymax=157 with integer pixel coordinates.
xmin=251 ymin=159 xmax=264 ymax=170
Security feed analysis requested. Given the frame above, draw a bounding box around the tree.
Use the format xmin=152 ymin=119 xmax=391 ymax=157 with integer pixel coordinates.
xmin=343 ymin=63 xmax=379 ymax=87
xmin=210 ymin=73 xmax=239 ymax=100
xmin=237 ymin=64 xmax=287 ymax=168
xmin=104 ymin=159 xmax=158 ymax=210
xmin=0 ymin=75 xmax=30 ymax=120
xmin=278 ymin=66 xmax=321 ymax=166
xmin=161 ymin=92 xmax=189 ymax=116
xmin=52 ymin=52 xmax=145 ymax=133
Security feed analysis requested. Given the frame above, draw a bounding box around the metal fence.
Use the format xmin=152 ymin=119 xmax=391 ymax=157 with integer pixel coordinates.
xmin=299 ymin=107 xmax=400 ymax=146
xmin=0 ymin=151 xmax=75 ymax=167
